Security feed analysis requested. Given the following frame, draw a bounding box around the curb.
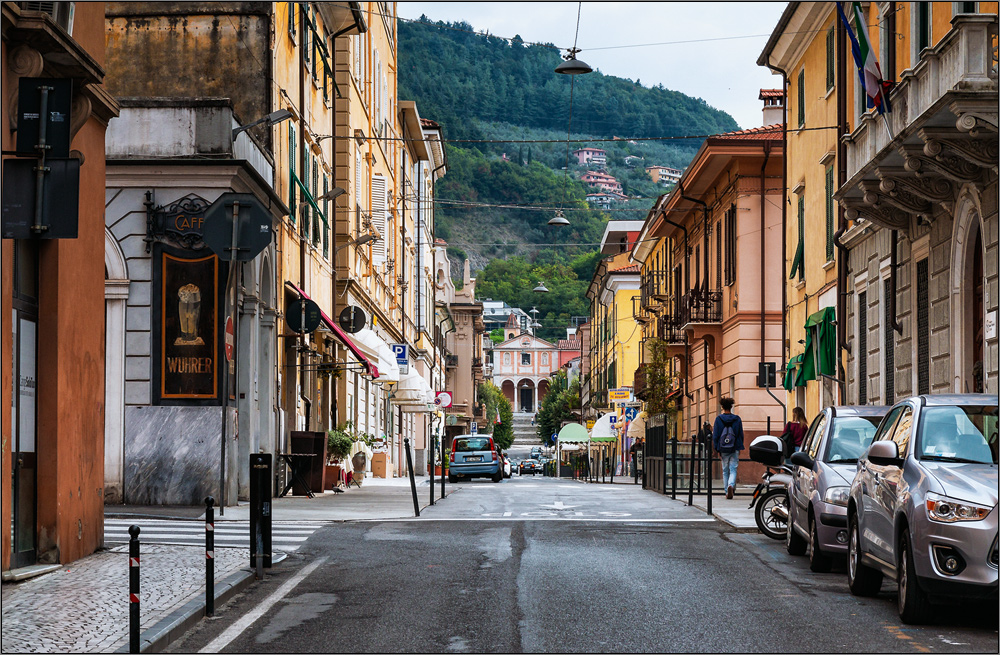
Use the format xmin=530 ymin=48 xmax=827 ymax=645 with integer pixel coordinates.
xmin=114 ymin=552 xmax=287 ymax=653
xmin=711 ymin=514 xmax=760 ymax=533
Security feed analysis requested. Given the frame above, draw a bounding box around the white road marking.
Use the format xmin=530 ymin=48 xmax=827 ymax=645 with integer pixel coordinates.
xmin=199 ymin=556 xmax=329 ymax=653
xmin=370 ymin=517 xmax=717 ymax=523
xmin=539 ymin=501 xmax=577 ymax=510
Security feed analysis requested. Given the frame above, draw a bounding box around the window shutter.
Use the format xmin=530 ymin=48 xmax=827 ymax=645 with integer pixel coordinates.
xmin=826 ymin=26 xmax=835 ymax=90
xmin=883 ymin=278 xmax=894 ymax=404
xmin=916 ymin=259 xmax=929 ymax=394
xmin=797 ymin=196 xmax=805 ymax=280
xmin=355 ymin=150 xmax=363 ymax=206
xmin=825 ymin=166 xmax=834 ymax=260
xmin=288 ymin=124 xmax=297 ymax=223
xmin=302 ymin=154 xmax=310 ymax=238
xmin=797 ymin=68 xmax=805 ymax=126
xmin=858 ymin=290 xmax=868 ymax=404
xmin=371 ymin=174 xmax=387 ymax=265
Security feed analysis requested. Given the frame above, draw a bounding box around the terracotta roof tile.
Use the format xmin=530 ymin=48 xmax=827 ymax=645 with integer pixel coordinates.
xmin=714 ymin=124 xmax=783 ymax=140
xmin=420 ymin=118 xmax=441 ymax=128
xmin=610 ymin=263 xmax=641 ymax=273
xmin=759 ymin=89 xmax=784 ymax=99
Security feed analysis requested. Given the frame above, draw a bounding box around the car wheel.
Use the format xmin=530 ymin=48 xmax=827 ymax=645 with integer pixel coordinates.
xmin=808 ymin=513 xmax=833 ymax=573
xmin=898 ymin=531 xmax=932 ymax=624
xmin=785 ymin=508 xmax=807 ymax=556
xmin=847 ymin=513 xmax=883 ymax=596
xmin=493 ymin=470 xmax=502 ymax=483
xmin=448 ymin=474 xmax=457 ymax=484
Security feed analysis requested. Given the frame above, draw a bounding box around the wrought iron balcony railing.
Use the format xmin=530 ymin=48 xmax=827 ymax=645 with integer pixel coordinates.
xmin=677 ymin=288 xmax=722 ymax=326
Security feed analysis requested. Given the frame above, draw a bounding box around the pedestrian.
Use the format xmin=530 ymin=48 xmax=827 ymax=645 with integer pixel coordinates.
xmin=713 ymin=396 xmax=744 ymax=499
xmin=782 ymin=406 xmax=809 ymax=454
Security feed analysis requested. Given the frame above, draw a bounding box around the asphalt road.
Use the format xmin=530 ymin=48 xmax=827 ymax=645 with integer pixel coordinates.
xmin=168 ymin=475 xmax=998 ymax=653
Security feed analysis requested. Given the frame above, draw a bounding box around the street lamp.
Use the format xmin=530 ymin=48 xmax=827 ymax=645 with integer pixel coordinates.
xmin=548 ymin=209 xmax=570 ymax=226
xmin=232 ymin=109 xmax=293 ymax=140
xmin=554 ymin=47 xmax=593 ymax=75
xmin=533 ymin=281 xmax=549 ymax=293
xmin=336 ymin=233 xmax=376 ymax=253
xmin=317 ymin=186 xmax=346 ymax=202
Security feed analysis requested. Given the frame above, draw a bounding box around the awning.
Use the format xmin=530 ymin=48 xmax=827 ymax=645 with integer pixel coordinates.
xmin=392 ymin=371 xmax=434 ymax=412
xmin=783 ymin=354 xmax=804 ymax=391
xmin=589 ymin=414 xmax=618 ymax=442
xmin=557 ymin=423 xmax=589 ymax=443
xmin=284 ymin=282 xmax=377 ymax=378
xmin=796 ymin=307 xmax=836 ymax=386
xmin=626 ymin=412 xmax=646 ymax=441
xmin=353 ymin=328 xmax=400 ymax=383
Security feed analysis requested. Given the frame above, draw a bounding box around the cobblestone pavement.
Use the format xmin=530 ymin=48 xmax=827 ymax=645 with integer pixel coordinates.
xmin=1 ymin=544 xmax=248 ymax=654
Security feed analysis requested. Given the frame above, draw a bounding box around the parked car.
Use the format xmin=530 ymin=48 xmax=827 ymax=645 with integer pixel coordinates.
xmin=846 ymin=394 xmax=998 ymax=624
xmin=530 ymin=446 xmax=543 ymax=460
xmin=786 ymin=405 xmax=889 ymax=571
xmin=502 ymin=454 xmax=512 ymax=478
xmin=519 ymin=459 xmax=541 ymax=475
xmin=448 ymin=435 xmax=503 ymax=483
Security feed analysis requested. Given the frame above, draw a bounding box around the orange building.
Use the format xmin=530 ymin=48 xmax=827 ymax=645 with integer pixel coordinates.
xmin=2 ymin=1 xmax=119 ymax=573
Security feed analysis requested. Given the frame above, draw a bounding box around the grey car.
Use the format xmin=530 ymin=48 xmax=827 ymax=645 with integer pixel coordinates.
xmin=786 ymin=405 xmax=889 ymax=571
xmin=847 ymin=394 xmax=998 ymax=624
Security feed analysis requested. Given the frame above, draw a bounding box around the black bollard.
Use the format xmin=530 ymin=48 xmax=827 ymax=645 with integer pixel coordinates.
xmin=128 ymin=525 xmax=141 ymax=653
xmin=687 ymin=439 xmax=695 ymax=506
xmin=405 ymin=438 xmax=420 ymax=517
xmin=670 ymin=438 xmax=678 ymax=500
xmin=705 ymin=441 xmax=714 ymax=516
xmin=205 ymin=496 xmax=215 ymax=617
xmin=429 ymin=436 xmax=435 ymax=507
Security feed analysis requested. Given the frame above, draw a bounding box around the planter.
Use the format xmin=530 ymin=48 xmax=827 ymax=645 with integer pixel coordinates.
xmin=325 ymin=464 xmax=344 ymax=490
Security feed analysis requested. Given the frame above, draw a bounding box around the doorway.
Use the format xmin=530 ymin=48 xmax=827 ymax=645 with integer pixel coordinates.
xmin=12 ymin=240 xmax=39 ymax=568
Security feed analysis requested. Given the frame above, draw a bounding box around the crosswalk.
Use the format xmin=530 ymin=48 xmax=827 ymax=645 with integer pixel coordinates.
xmin=104 ymin=518 xmax=327 ymax=553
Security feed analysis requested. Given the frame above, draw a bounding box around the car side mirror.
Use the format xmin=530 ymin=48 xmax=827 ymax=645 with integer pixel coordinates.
xmin=790 ymin=451 xmax=815 ymax=470
xmin=867 ymin=440 xmax=901 ymax=466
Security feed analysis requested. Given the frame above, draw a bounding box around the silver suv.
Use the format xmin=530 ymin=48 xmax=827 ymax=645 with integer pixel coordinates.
xmin=847 ymin=394 xmax=998 ymax=624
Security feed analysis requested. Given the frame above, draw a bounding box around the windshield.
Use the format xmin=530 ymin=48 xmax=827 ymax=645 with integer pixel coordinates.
xmin=824 ymin=416 xmax=882 ymax=463
xmin=454 ymin=437 xmax=492 ymax=452
xmin=917 ymin=405 xmax=998 ymax=465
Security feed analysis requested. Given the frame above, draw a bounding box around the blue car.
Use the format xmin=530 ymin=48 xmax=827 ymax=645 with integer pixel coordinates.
xmin=449 ymin=435 xmax=503 ymax=483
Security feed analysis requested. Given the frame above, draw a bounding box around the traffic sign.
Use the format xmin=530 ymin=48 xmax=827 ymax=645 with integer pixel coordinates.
xmin=202 ymin=193 xmax=272 ymax=261
xmin=391 ymin=343 xmax=409 ymax=375
xmin=623 ymin=407 xmax=638 ymax=422
xmin=338 ymin=305 xmax=365 ymax=333
xmin=435 ymin=391 xmax=453 ymax=408
xmin=286 ymin=298 xmax=322 ymax=333
xmin=470 ymin=422 xmax=478 ymax=435
xmin=608 ymin=388 xmax=633 ymax=402
xmin=224 ymin=316 xmax=235 ymax=362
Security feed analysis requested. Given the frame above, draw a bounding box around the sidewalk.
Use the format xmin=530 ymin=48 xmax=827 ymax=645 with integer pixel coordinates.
xmin=1 ymin=473 xmax=445 ymax=654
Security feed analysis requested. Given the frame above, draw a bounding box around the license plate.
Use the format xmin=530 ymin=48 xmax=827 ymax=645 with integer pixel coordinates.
xmin=466 ymin=456 xmax=482 ymax=462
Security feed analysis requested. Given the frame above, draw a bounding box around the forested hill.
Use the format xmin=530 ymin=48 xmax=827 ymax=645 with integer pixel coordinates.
xmin=398 ymin=17 xmax=740 ymax=144
xmin=397 ymin=16 xmax=740 ymax=338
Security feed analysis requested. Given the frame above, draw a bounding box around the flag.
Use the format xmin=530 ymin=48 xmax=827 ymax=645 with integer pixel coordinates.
xmin=837 ymin=2 xmax=891 ymax=114
xmin=495 ymin=406 xmax=502 ymax=425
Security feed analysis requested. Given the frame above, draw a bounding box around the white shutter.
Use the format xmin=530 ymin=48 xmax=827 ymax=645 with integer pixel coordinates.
xmin=371 ymin=174 xmax=387 ymax=265
xmin=355 ymin=150 xmax=362 ymax=205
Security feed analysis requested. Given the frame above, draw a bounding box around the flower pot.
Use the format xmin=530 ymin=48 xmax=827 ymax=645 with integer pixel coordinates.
xmin=325 ymin=464 xmax=343 ymax=490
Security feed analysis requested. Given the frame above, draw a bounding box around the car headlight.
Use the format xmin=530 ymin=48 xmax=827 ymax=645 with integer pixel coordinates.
xmin=822 ymin=486 xmax=850 ymax=507
xmin=925 ymin=492 xmax=991 ymax=523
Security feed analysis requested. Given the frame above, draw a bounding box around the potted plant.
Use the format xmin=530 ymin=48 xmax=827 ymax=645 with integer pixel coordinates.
xmin=326 ymin=427 xmax=354 ymax=490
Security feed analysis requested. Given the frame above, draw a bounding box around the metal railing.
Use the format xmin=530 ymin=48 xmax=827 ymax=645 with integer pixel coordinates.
xmin=677 ymin=288 xmax=722 ymax=326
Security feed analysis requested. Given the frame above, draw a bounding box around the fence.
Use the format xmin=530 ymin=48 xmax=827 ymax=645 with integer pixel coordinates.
xmin=644 ymin=420 xmax=754 ymax=499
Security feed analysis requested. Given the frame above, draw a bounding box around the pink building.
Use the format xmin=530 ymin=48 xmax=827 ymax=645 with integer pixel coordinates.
xmin=492 ymin=315 xmax=558 ymax=413
xmin=580 ymin=171 xmax=623 ymax=194
xmin=572 ymin=147 xmax=607 ymax=168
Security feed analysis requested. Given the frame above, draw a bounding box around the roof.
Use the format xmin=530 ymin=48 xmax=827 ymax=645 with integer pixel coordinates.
xmin=433 ymin=238 xmax=448 ymax=246
xmin=420 ymin=117 xmax=440 ymax=128
xmin=557 ymin=339 xmax=581 ymax=350
xmin=712 ymin=124 xmax=783 ymax=141
xmin=610 ymin=263 xmax=640 ymax=274
xmin=759 ymin=89 xmax=784 ymax=99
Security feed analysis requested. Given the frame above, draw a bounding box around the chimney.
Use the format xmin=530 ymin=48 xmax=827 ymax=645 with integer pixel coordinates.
xmin=759 ymin=89 xmax=784 ymax=126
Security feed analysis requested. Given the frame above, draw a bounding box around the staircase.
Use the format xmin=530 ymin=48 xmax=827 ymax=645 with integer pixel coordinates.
xmin=511 ymin=412 xmax=541 ymax=446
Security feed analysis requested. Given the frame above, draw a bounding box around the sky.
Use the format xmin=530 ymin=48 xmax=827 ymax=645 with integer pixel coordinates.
xmin=396 ymin=2 xmax=789 ymax=131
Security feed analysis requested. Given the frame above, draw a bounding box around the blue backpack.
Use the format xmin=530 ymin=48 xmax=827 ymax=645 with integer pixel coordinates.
xmin=718 ymin=421 xmax=737 ymax=453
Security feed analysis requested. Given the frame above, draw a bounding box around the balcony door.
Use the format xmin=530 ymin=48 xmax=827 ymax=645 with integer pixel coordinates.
xmin=12 ymin=240 xmax=39 ymax=568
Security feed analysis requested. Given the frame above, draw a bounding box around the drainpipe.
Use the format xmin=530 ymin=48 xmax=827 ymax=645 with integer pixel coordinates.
xmin=658 ymin=198 xmax=691 ymax=404
xmin=835 ymin=9 xmax=848 ymax=405
xmin=889 ymin=232 xmax=902 ymax=335
xmin=762 ymin=55 xmax=788 ymax=393
xmin=678 ymin=183 xmax=712 ymax=395
xmin=760 ymin=141 xmax=772 ymax=364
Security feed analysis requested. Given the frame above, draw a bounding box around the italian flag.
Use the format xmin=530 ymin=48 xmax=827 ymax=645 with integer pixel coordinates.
xmin=495 ymin=407 xmax=502 ymax=424
xmin=837 ymin=2 xmax=890 ymax=114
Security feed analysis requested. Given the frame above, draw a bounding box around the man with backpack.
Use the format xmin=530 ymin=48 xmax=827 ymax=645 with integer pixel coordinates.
xmin=712 ymin=397 xmax=744 ymax=499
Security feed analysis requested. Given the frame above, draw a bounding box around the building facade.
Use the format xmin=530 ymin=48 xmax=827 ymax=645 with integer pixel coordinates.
xmin=3 ymin=0 xmax=119 ymax=571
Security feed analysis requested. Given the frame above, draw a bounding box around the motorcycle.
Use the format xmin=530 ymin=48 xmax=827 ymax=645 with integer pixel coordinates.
xmin=748 ymin=463 xmax=793 ymax=540
xmin=747 ymin=435 xmax=792 ymax=540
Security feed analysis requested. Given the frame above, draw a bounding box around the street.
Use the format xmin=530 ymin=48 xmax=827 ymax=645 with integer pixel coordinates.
xmin=166 ymin=477 xmax=998 ymax=654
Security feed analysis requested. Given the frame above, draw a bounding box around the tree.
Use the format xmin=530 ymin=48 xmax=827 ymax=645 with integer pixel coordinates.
xmin=478 ymin=381 xmax=514 ymax=450
xmin=536 ymin=370 xmax=580 ymax=445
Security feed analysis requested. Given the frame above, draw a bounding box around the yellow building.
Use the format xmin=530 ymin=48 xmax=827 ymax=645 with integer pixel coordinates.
xmin=760 ymin=2 xmax=998 ymax=417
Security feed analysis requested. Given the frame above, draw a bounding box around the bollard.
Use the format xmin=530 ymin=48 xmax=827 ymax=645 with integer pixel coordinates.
xmin=670 ymin=438 xmax=678 ymax=500
xmin=687 ymin=439 xmax=695 ymax=507
xmin=205 ymin=496 xmax=215 ymax=617
xmin=429 ymin=436 xmax=436 ymax=506
xmin=128 ymin=525 xmax=141 ymax=654
xmin=404 ymin=438 xmax=420 ymax=517
xmin=705 ymin=441 xmax=714 ymax=516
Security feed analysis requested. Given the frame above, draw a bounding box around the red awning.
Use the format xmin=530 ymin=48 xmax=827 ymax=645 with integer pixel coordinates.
xmin=284 ymin=282 xmax=378 ymax=378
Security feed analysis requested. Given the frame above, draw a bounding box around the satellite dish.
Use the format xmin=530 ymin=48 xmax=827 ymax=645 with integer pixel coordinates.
xmin=434 ymin=391 xmax=453 ymax=408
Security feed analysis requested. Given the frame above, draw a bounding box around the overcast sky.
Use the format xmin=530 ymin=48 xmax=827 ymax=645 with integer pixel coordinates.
xmin=396 ymin=2 xmax=788 ymax=131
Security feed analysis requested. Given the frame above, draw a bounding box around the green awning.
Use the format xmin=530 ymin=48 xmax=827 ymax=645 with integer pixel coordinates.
xmin=789 ymin=239 xmax=804 ymax=279
xmin=558 ymin=423 xmax=589 ymax=443
xmin=796 ymin=307 xmax=837 ymax=386
xmin=783 ymin=354 xmax=804 ymax=391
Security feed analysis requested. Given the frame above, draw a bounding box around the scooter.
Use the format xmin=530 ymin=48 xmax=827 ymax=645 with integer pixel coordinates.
xmin=748 ymin=463 xmax=793 ymax=540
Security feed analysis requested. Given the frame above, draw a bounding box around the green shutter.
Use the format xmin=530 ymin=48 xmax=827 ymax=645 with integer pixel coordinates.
xmin=797 ymin=68 xmax=805 ymax=126
xmin=288 ymin=125 xmax=296 ymax=223
xmin=826 ymin=26 xmax=835 ymax=90
xmin=825 ymin=166 xmax=835 ymax=261
xmin=791 ymin=195 xmax=805 ymax=280
xmin=302 ymin=155 xmax=310 ymax=238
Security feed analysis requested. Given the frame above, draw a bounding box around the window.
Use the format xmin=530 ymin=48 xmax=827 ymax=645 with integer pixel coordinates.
xmin=371 ymin=174 xmax=387 ymax=265
xmin=890 ymin=405 xmax=913 ymax=456
xmin=724 ymin=205 xmax=736 ymax=286
xmin=916 ymin=259 xmax=929 ymax=394
xmin=715 ymin=220 xmax=722 ymax=288
xmin=694 ymin=245 xmax=701 ymax=291
xmin=858 ymin=290 xmax=868 ymax=404
xmin=959 ymin=2 xmax=977 ymax=12
xmin=287 ymin=1 xmax=297 ymax=41
xmin=541 ymin=352 xmax=548 ymax=366
xmin=804 ymin=413 xmax=828 ymax=459
xmin=883 ymin=277 xmax=894 ymax=404
xmin=797 ymin=68 xmax=805 ymax=126
xmin=873 ymin=405 xmax=904 ymax=443
xmin=521 ymin=353 xmax=531 ymax=366
xmin=793 ymin=196 xmax=805 ymax=281
xmin=826 ymin=25 xmax=835 ymax=91
xmin=916 ymin=2 xmax=931 ymax=52
xmin=302 ymin=155 xmax=311 ymax=239
xmin=288 ymin=124 xmax=297 ymax=223
xmin=825 ymin=166 xmax=835 ymax=261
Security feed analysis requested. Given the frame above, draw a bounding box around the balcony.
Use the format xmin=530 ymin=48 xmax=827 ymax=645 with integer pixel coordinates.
xmin=677 ymin=289 xmax=722 ymax=326
xmin=640 ymin=266 xmax=669 ymax=310
xmin=445 ymin=354 xmax=458 ymax=369
xmin=836 ymin=15 xmax=998 ymax=234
